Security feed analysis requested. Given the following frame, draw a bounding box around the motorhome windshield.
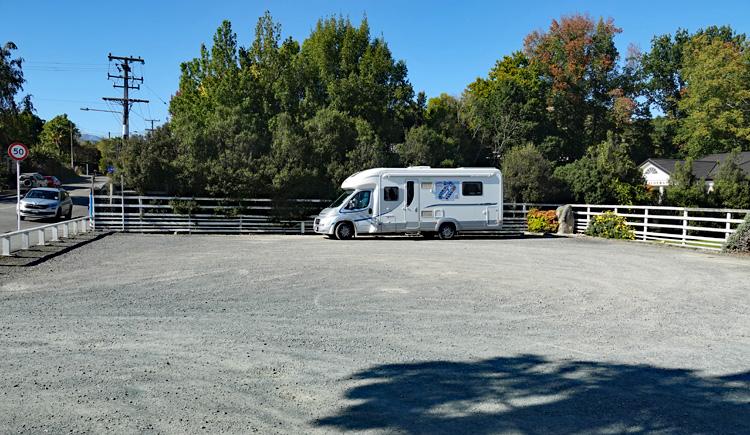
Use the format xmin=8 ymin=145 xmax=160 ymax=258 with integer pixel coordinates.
xmin=329 ymin=190 xmax=354 ymax=208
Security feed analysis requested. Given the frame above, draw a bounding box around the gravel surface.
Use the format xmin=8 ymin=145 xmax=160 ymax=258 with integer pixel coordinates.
xmin=1 ymin=234 xmax=748 ymax=434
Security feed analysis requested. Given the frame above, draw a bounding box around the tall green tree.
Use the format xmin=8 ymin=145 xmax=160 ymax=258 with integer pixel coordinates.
xmin=677 ymin=34 xmax=750 ymax=157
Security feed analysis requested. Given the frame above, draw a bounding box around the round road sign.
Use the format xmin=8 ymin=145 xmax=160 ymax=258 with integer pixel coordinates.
xmin=8 ymin=143 xmax=29 ymax=161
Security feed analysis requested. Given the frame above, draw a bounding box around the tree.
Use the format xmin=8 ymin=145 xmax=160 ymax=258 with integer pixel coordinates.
xmin=712 ymin=148 xmax=750 ymax=209
xmin=463 ymin=52 xmax=547 ymax=162
xmin=662 ymin=158 xmax=711 ymax=207
xmin=676 ymin=34 xmax=750 ymax=157
xmin=32 ymin=114 xmax=80 ymax=173
xmin=554 ymin=134 xmax=649 ymax=204
xmin=120 ymin=126 xmax=179 ymax=194
xmin=524 ymin=14 xmax=623 ymax=160
xmin=396 ymin=125 xmax=456 ymax=168
xmin=501 ymin=143 xmax=555 ymax=203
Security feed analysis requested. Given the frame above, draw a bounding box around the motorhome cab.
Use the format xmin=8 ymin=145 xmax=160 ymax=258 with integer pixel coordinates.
xmin=313 ymin=167 xmax=503 ymax=240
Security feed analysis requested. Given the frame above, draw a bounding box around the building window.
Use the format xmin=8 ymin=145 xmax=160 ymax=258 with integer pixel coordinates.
xmin=462 ymin=181 xmax=483 ymax=196
xmin=383 ymin=186 xmax=399 ymax=201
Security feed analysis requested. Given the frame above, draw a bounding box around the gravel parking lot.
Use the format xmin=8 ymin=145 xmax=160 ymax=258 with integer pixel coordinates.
xmin=1 ymin=234 xmax=748 ymax=434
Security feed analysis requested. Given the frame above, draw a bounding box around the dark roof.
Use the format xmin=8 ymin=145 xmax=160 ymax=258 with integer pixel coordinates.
xmin=642 ymin=151 xmax=750 ymax=180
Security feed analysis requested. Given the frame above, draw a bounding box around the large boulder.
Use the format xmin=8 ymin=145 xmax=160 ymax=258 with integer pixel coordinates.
xmin=556 ymin=205 xmax=575 ymax=234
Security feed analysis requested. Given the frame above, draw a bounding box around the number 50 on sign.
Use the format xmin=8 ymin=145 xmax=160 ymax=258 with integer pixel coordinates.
xmin=8 ymin=143 xmax=29 ymax=161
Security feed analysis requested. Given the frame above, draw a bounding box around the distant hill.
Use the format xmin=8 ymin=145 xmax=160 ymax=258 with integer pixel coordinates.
xmin=80 ymin=133 xmax=103 ymax=143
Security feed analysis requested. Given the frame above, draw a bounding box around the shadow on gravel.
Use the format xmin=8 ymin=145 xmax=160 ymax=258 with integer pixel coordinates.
xmin=0 ymin=231 xmax=111 ymax=274
xmin=315 ymin=354 xmax=749 ymax=434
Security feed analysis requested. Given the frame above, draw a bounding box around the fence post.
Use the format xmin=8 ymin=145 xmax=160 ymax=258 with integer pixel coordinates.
xmin=726 ymin=212 xmax=732 ymax=241
xmin=1 ymin=236 xmax=9 ymax=256
xmin=138 ymin=197 xmax=143 ymax=233
xmin=72 ymin=220 xmax=78 ymax=236
xmin=682 ymin=209 xmax=688 ymax=246
xmin=239 ymin=214 xmax=243 ymax=234
xmin=37 ymin=229 xmax=45 ymax=246
xmin=21 ymin=233 xmax=29 ymax=250
xmin=300 ymin=221 xmax=305 ymax=234
xmin=62 ymin=222 xmax=69 ymax=238
xmin=51 ymin=225 xmax=59 ymax=241
xmin=642 ymin=208 xmax=649 ymax=241
xmin=586 ymin=206 xmax=591 ymax=229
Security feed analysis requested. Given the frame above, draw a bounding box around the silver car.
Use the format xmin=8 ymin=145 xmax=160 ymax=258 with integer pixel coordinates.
xmin=18 ymin=188 xmax=73 ymax=221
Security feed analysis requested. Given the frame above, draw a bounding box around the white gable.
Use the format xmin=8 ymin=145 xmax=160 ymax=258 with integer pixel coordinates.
xmin=640 ymin=163 xmax=670 ymax=186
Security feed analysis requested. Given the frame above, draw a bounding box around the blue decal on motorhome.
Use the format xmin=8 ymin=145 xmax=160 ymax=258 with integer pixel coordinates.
xmin=434 ymin=181 xmax=459 ymax=201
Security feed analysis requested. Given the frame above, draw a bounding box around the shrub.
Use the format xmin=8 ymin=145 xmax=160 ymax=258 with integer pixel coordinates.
xmin=724 ymin=214 xmax=750 ymax=253
xmin=585 ymin=211 xmax=635 ymax=240
xmin=527 ymin=208 xmax=558 ymax=233
xmin=169 ymin=199 xmax=198 ymax=215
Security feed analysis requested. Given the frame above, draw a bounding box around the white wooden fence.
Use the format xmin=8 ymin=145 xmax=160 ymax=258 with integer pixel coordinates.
xmin=92 ymin=195 xmax=556 ymax=234
xmin=572 ymin=204 xmax=749 ymax=250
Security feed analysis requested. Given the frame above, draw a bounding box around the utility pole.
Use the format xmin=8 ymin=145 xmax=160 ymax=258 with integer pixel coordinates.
xmin=69 ymin=120 xmax=74 ymax=170
xmin=103 ymin=54 xmax=148 ymax=140
xmin=145 ymin=118 xmax=160 ymax=132
xmin=102 ymin=54 xmax=148 ymax=220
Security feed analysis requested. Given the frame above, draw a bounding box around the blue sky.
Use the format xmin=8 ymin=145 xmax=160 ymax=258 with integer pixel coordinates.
xmin=4 ymin=0 xmax=749 ymax=138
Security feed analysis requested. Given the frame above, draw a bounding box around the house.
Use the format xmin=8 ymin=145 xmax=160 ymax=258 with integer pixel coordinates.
xmin=640 ymin=151 xmax=750 ymax=194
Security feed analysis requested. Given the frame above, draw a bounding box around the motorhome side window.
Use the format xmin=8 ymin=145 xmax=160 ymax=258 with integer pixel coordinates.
xmin=462 ymin=181 xmax=483 ymax=196
xmin=346 ymin=191 xmax=371 ymax=209
xmin=383 ymin=186 xmax=399 ymax=201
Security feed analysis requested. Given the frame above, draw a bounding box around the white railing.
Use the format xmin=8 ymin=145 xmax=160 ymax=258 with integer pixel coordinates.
xmin=92 ymin=195 xmax=557 ymax=234
xmin=1 ymin=216 xmax=93 ymax=256
xmin=572 ymin=204 xmax=750 ymax=251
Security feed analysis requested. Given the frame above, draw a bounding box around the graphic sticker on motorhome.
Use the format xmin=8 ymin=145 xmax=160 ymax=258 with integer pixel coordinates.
xmin=434 ymin=181 xmax=459 ymax=201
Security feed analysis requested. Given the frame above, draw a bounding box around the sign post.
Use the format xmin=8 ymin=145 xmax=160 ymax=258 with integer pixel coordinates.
xmin=8 ymin=143 xmax=29 ymax=231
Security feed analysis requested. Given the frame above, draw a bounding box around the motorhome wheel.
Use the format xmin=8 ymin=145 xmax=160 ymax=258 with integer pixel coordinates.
xmin=438 ymin=223 xmax=456 ymax=240
xmin=335 ymin=222 xmax=354 ymax=240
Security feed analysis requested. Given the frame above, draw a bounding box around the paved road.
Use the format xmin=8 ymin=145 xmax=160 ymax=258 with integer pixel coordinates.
xmin=1 ymin=235 xmax=748 ymax=433
xmin=0 ymin=176 xmax=107 ymax=235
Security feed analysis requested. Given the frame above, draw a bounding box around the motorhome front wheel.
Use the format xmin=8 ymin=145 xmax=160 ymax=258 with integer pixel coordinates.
xmin=335 ymin=222 xmax=354 ymax=240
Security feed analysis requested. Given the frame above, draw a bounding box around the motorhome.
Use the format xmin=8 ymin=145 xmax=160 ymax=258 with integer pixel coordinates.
xmin=313 ymin=167 xmax=503 ymax=239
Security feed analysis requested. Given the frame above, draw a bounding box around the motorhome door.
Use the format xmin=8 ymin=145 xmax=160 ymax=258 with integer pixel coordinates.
xmin=404 ymin=180 xmax=420 ymax=230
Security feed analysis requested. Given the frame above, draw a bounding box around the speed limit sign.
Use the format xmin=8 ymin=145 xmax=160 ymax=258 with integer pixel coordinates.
xmin=8 ymin=143 xmax=29 ymax=161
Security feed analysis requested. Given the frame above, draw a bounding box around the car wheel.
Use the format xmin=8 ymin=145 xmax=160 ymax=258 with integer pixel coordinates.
xmin=66 ymin=207 xmax=72 ymax=219
xmin=55 ymin=208 xmax=63 ymax=221
xmin=334 ymin=222 xmax=354 ymax=240
xmin=438 ymin=223 xmax=456 ymax=240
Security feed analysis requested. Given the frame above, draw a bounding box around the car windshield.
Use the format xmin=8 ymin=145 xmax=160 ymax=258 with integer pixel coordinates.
xmin=26 ymin=190 xmax=58 ymax=200
xmin=329 ymin=190 xmax=354 ymax=208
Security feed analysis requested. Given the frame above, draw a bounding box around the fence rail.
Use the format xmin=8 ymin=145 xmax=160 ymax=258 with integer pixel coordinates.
xmin=1 ymin=217 xmax=93 ymax=256
xmin=571 ymin=204 xmax=749 ymax=251
xmin=92 ymin=195 xmax=556 ymax=235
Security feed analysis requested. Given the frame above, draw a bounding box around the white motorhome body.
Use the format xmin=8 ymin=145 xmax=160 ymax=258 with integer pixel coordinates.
xmin=313 ymin=167 xmax=503 ymax=239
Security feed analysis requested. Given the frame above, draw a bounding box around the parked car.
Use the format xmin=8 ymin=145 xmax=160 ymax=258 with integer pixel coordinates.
xmin=44 ymin=175 xmax=62 ymax=188
xmin=17 ymin=188 xmax=73 ymax=221
xmin=19 ymin=172 xmax=47 ymax=189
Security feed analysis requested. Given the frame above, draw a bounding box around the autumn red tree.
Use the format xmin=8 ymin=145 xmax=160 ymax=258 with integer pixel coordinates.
xmin=524 ymin=14 xmax=627 ymax=160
